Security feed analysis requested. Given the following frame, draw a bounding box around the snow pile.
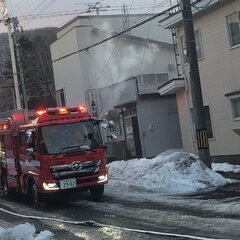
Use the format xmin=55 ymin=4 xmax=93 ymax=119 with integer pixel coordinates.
xmin=0 ymin=223 xmax=53 ymax=240
xmin=212 ymin=163 xmax=240 ymax=173
xmin=108 ymin=151 xmax=231 ymax=195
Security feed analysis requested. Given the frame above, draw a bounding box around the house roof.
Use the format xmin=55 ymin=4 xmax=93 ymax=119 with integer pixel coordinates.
xmin=159 ymin=0 xmax=230 ymax=29
xmin=56 ymin=14 xmax=173 ymax=49
xmin=57 ymin=13 xmax=155 ymax=33
xmin=117 ymin=33 xmax=173 ymax=49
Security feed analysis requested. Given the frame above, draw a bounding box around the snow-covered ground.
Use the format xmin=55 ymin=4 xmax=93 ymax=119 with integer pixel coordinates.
xmin=0 ymin=223 xmax=53 ymax=240
xmin=1 ymin=150 xmax=238 ymax=239
xmin=212 ymin=162 xmax=240 ymax=173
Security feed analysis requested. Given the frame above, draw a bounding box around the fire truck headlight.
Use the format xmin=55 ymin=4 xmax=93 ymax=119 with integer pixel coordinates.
xmin=43 ymin=182 xmax=59 ymax=190
xmin=98 ymin=174 xmax=108 ymax=183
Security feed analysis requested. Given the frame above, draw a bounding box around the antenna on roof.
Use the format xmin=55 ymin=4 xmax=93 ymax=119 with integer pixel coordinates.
xmin=83 ymin=1 xmax=110 ymax=16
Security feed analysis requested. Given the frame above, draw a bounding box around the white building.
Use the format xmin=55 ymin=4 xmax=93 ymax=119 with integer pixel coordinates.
xmin=50 ymin=14 xmax=183 ymax=159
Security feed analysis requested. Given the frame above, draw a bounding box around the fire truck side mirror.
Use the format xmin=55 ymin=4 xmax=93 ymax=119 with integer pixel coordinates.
xmin=26 ymin=148 xmax=34 ymax=158
xmin=100 ymin=120 xmax=108 ymax=129
xmin=100 ymin=119 xmax=115 ymax=129
xmin=26 ymin=129 xmax=35 ymax=148
xmin=108 ymin=120 xmax=115 ymax=129
xmin=109 ymin=133 xmax=118 ymax=141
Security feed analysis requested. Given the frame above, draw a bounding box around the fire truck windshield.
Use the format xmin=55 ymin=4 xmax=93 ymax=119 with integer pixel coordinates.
xmin=39 ymin=120 xmax=102 ymax=155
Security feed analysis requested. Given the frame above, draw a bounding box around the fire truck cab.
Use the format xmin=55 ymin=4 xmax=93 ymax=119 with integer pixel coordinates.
xmin=0 ymin=106 xmax=109 ymax=206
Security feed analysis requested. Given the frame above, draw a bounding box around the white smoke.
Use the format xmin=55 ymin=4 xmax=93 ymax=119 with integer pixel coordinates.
xmin=91 ymin=21 xmax=160 ymax=117
xmin=93 ymin=22 xmax=160 ymax=87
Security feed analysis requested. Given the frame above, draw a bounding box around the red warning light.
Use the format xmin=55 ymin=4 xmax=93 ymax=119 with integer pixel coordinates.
xmin=36 ymin=109 xmax=47 ymax=117
xmin=78 ymin=104 xmax=88 ymax=113
xmin=59 ymin=108 xmax=69 ymax=115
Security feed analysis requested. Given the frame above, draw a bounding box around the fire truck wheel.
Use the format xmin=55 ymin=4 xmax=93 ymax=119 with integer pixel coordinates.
xmin=90 ymin=185 xmax=104 ymax=200
xmin=2 ymin=175 xmax=14 ymax=198
xmin=30 ymin=182 xmax=45 ymax=207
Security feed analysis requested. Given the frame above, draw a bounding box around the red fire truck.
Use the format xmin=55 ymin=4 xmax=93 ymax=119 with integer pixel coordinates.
xmin=0 ymin=105 xmax=110 ymax=206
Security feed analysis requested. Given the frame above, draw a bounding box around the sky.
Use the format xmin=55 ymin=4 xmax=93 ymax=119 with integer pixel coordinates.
xmin=1 ymin=0 xmax=178 ymax=31
xmin=0 ymin=149 xmax=236 ymax=240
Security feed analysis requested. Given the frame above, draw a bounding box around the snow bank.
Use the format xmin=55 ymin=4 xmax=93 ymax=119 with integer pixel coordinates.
xmin=212 ymin=163 xmax=240 ymax=173
xmin=0 ymin=223 xmax=53 ymax=240
xmin=108 ymin=151 xmax=231 ymax=195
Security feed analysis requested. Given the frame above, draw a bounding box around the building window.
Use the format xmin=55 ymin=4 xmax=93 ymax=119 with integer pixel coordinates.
xmin=180 ymin=30 xmax=203 ymax=64
xmin=190 ymin=106 xmax=214 ymax=139
xmin=231 ymin=97 xmax=240 ymax=119
xmin=227 ymin=12 xmax=240 ymax=47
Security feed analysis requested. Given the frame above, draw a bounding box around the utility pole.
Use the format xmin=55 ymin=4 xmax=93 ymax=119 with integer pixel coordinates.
xmin=0 ymin=0 xmax=22 ymax=109
xmin=12 ymin=17 xmax=28 ymax=110
xmin=7 ymin=22 xmax=22 ymax=109
xmin=181 ymin=0 xmax=212 ymax=169
xmin=0 ymin=1 xmax=27 ymax=110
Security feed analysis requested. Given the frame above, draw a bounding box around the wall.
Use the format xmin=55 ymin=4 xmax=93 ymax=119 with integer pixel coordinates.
xmin=137 ymin=95 xmax=182 ymax=158
xmin=176 ymin=0 xmax=240 ymax=158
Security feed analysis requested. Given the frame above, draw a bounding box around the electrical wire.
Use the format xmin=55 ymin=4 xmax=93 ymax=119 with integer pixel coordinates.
xmin=52 ymin=2 xmax=179 ymax=64
xmin=54 ymin=1 xmax=171 ymax=50
xmin=23 ymin=0 xmax=58 ymax=28
xmin=2 ymin=2 xmax=176 ymax=88
xmin=12 ymin=1 xmax=171 ymax=29
xmin=138 ymin=0 xmax=158 ymax=74
xmin=16 ymin=3 xmax=170 ymax=20
xmin=21 ymin=0 xmax=49 ymax=22
xmin=11 ymin=0 xmax=28 ymax=14
xmin=87 ymin=51 xmax=135 ymax=104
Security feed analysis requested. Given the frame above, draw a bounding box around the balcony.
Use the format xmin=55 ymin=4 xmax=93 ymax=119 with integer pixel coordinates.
xmin=158 ymin=78 xmax=185 ymax=96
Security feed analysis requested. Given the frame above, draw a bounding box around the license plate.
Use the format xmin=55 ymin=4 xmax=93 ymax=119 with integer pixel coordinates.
xmin=60 ymin=178 xmax=77 ymax=189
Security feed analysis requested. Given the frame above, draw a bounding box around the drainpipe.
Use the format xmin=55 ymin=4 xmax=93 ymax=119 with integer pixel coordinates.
xmin=134 ymin=76 xmax=145 ymax=158
xmin=121 ymin=108 xmax=128 ymax=160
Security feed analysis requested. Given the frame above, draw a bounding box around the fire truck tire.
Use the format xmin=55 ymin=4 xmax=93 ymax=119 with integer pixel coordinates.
xmin=30 ymin=182 xmax=45 ymax=207
xmin=2 ymin=174 xmax=14 ymax=198
xmin=90 ymin=185 xmax=104 ymax=200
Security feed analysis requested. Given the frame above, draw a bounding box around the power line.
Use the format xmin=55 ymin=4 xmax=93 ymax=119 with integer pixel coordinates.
xmin=87 ymin=52 xmax=135 ymax=102
xmin=52 ymin=2 xmax=179 ymax=64
xmin=14 ymin=5 xmax=170 ymax=21
xmin=1 ymin=1 xmax=175 ymax=79
xmin=23 ymin=0 xmax=58 ymax=27
xmin=11 ymin=0 xmax=28 ymax=14
xmin=21 ymin=0 xmax=49 ymax=22
xmin=9 ymin=1 xmax=172 ymax=27
xmin=138 ymin=0 xmax=160 ymax=74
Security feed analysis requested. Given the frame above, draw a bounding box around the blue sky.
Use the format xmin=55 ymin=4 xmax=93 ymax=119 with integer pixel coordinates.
xmin=1 ymin=0 xmax=176 ymax=31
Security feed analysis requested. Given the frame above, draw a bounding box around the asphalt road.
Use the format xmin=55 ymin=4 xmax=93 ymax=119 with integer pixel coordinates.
xmin=1 ymin=183 xmax=240 ymax=239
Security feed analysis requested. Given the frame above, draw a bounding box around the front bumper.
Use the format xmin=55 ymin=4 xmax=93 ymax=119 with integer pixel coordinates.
xmin=39 ymin=171 xmax=108 ymax=194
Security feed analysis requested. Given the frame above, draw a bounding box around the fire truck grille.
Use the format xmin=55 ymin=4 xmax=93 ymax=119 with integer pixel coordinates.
xmin=49 ymin=160 xmax=101 ymax=180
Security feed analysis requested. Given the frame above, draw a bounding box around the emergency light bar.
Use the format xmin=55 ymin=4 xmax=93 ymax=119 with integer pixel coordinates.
xmin=78 ymin=105 xmax=88 ymax=113
xmin=35 ymin=104 xmax=88 ymax=118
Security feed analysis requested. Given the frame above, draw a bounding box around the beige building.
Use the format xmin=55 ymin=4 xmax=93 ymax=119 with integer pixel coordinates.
xmin=158 ymin=0 xmax=240 ymax=163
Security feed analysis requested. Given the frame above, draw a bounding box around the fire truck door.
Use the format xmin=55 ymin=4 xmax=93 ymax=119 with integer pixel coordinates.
xmin=3 ymin=134 xmax=18 ymax=189
xmin=0 ymin=135 xmax=6 ymax=186
xmin=19 ymin=131 xmax=29 ymax=188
